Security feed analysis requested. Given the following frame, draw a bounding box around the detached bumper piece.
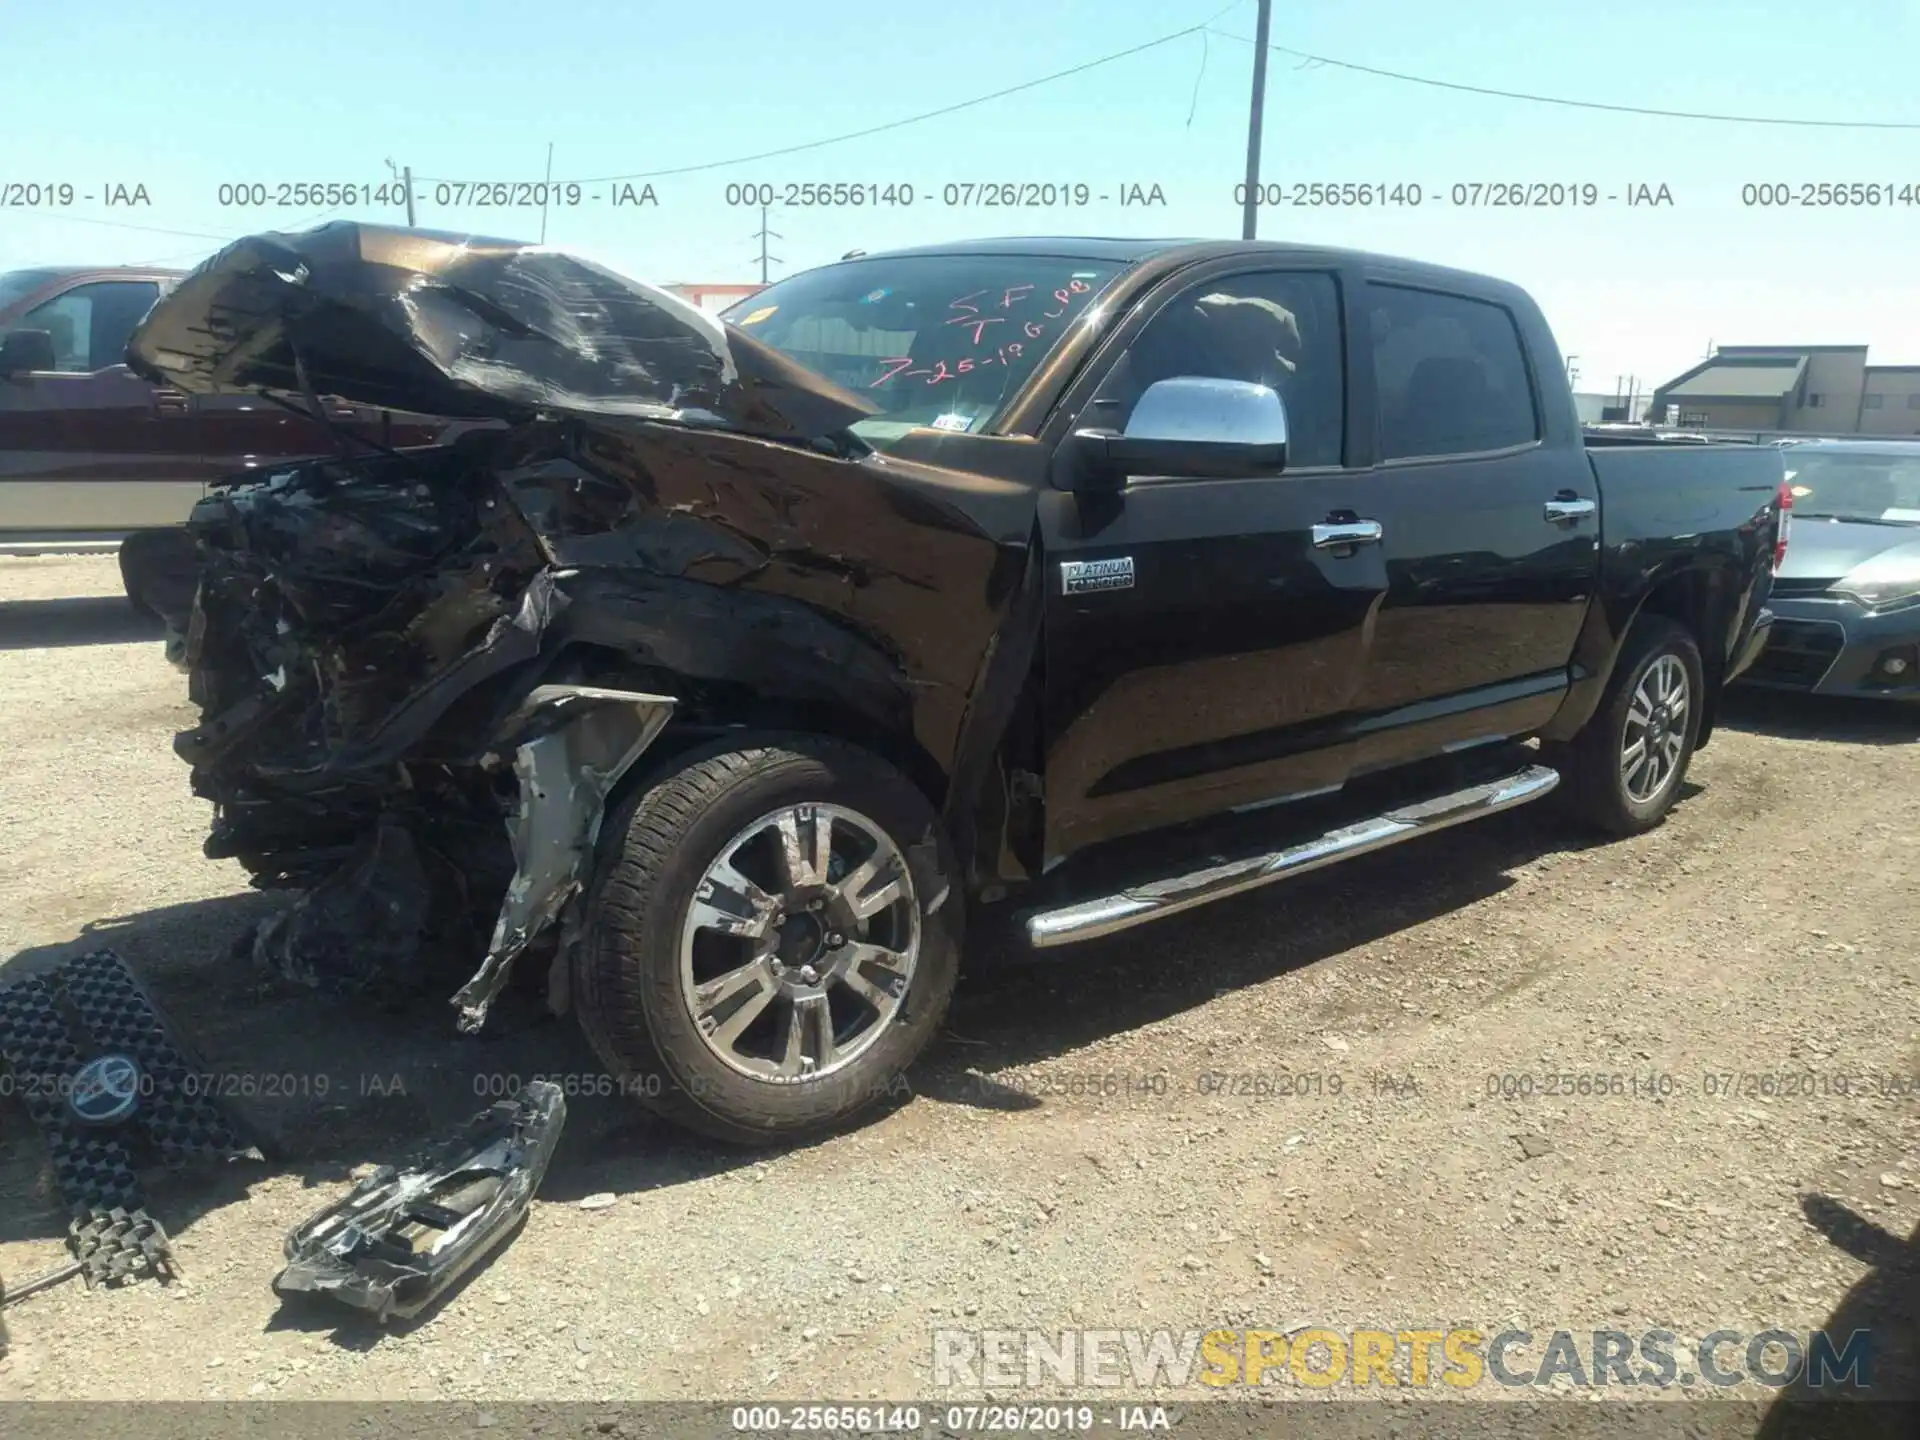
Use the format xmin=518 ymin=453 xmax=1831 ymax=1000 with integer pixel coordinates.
xmin=0 ymin=948 xmax=246 ymax=1289
xmin=273 ymin=1080 xmax=565 ymax=1323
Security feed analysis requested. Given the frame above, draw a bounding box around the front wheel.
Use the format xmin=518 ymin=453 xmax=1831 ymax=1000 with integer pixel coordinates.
xmin=574 ymin=736 xmax=963 ymax=1146
xmin=1547 ymin=616 xmax=1704 ymax=837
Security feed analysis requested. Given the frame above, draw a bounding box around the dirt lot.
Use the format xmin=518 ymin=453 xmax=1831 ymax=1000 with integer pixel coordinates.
xmin=0 ymin=553 xmax=1915 ymax=1411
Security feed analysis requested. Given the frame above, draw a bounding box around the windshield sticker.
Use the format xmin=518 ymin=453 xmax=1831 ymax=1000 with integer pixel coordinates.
xmin=871 ymin=348 xmax=1025 ymax=387
xmin=930 ymin=412 xmax=974 ymax=433
xmin=736 ymin=305 xmax=777 ymax=325
xmin=860 ymin=287 xmax=893 ymax=304
xmin=869 ymin=276 xmax=1098 ymax=389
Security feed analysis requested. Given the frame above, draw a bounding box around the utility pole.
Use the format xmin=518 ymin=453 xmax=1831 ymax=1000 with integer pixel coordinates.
xmin=538 ymin=142 xmax=554 ymax=244
xmin=1240 ymin=0 xmax=1274 ymax=241
xmin=750 ymin=204 xmax=783 ymax=284
xmin=386 ymin=158 xmax=417 ymax=227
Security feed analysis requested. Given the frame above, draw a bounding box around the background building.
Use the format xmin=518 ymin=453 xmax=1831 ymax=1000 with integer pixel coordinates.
xmin=1572 ymin=390 xmax=1655 ymax=425
xmin=1649 ymin=346 xmax=1920 ymax=436
xmin=663 ymin=282 xmax=765 ymax=315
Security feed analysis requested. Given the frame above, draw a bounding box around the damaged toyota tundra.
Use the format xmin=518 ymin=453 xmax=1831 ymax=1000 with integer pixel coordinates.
xmin=125 ymin=222 xmax=1787 ymax=1146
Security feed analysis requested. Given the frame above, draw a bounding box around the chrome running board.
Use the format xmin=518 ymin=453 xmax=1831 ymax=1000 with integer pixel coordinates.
xmin=1023 ymin=763 xmax=1560 ymax=948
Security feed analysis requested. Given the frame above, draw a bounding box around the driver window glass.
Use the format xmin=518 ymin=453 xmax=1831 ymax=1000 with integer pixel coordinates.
xmin=1088 ymin=270 xmax=1344 ymax=468
xmin=20 ymin=281 xmax=160 ymax=372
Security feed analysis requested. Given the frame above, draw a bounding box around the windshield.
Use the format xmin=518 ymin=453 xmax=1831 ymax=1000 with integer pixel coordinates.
xmin=1784 ymin=451 xmax=1920 ymax=525
xmin=721 ymin=253 xmax=1128 ymax=449
xmin=0 ymin=268 xmax=62 ymax=312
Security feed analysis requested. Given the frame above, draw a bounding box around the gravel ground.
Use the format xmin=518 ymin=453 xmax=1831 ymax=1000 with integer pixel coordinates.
xmin=0 ymin=553 xmax=1915 ymax=1413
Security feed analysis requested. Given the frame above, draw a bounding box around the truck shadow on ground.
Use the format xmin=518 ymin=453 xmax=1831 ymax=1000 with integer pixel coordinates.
xmin=0 ymin=796 xmax=1613 ymax=1342
xmin=1755 ymin=1195 xmax=1918 ymax=1438
xmin=1718 ymin=688 xmax=1917 ymax=746
xmin=915 ymin=800 xmax=1616 ymax=1112
xmin=0 ymin=595 xmax=163 ymax=650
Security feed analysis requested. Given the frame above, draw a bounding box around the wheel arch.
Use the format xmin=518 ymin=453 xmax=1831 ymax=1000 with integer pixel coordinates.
xmin=1631 ymin=562 xmax=1740 ymax=750
xmin=1543 ymin=556 xmax=1744 ymax=748
xmin=543 ymin=638 xmax=954 ymax=836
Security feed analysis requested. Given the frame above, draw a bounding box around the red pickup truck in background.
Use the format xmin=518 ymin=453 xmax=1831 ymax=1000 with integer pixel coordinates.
xmin=0 ymin=263 xmax=452 ymax=628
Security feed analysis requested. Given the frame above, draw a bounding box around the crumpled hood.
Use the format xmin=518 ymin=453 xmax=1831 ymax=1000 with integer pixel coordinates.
xmin=1776 ymin=517 xmax=1920 ymax=579
xmin=124 ymin=221 xmax=877 ymax=442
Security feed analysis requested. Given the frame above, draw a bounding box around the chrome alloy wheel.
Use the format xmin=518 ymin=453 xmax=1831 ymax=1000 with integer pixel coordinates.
xmin=1621 ymin=653 xmax=1689 ymax=805
xmin=678 ymin=803 xmax=920 ymax=1082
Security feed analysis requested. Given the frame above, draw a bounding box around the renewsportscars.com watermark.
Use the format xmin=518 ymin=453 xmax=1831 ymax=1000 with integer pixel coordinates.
xmin=932 ymin=1326 xmax=1876 ymax=1392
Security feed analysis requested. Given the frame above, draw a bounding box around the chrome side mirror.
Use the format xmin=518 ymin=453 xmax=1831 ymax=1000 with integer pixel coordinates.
xmin=1072 ymin=376 xmax=1290 ymax=487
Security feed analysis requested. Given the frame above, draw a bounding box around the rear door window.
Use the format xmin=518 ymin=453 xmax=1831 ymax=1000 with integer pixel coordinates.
xmin=1367 ymin=285 xmax=1538 ymax=460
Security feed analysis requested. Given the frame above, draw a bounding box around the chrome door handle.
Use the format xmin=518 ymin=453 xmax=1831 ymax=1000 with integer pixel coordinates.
xmin=1311 ymin=519 xmax=1383 ymax=549
xmin=1544 ymin=497 xmax=1596 ymax=524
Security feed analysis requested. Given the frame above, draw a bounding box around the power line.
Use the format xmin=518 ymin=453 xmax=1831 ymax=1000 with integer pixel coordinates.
xmin=5 ymin=206 xmax=345 ymax=246
xmin=1207 ymin=28 xmax=1920 ymax=130
xmin=414 ymin=18 xmax=1229 ymax=186
xmin=12 ymin=214 xmax=236 ymax=241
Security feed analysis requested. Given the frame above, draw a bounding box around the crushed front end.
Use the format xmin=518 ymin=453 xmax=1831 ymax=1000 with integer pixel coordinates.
xmin=136 ymin=221 xmax=878 ymax=1026
xmin=130 ymin=221 xmax=1024 ymax=1039
xmin=177 ymin=438 xmax=643 ymax=1020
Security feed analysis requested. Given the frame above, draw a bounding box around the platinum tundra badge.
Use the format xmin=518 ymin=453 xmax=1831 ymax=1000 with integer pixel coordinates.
xmin=1061 ymin=557 xmax=1136 ymax=595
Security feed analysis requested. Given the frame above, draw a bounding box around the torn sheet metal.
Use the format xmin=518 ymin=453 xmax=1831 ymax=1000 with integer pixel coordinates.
xmin=450 ymin=685 xmax=675 ymax=1032
xmin=273 ymin=1080 xmax=565 ymax=1322
xmin=125 ymin=221 xmax=878 ymax=442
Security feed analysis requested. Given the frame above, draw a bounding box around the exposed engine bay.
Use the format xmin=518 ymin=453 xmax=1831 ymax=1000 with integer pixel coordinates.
xmin=176 ymin=437 xmax=656 ymax=1023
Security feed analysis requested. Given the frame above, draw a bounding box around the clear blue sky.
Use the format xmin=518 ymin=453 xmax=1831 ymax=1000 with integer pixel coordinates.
xmin=4 ymin=0 xmax=1917 ymax=392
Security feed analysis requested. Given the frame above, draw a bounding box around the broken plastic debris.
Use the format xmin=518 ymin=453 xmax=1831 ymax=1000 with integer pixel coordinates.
xmin=272 ymin=1081 xmax=565 ymax=1322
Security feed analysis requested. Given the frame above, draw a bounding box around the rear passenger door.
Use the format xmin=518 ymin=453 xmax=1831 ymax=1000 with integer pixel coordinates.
xmin=1345 ymin=280 xmax=1600 ymax=775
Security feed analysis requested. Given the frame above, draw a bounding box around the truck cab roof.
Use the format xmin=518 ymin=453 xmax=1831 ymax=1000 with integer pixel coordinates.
xmin=2 ymin=263 xmax=188 ymax=279
xmin=0 ymin=264 xmax=190 ymax=320
xmin=823 ymin=235 xmax=1531 ymax=297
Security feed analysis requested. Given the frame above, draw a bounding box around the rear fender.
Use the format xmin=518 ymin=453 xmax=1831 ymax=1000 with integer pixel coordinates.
xmin=1541 ymin=558 xmax=1743 ymax=746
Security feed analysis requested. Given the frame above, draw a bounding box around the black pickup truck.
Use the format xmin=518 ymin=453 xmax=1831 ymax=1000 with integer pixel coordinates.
xmin=127 ymin=223 xmax=1786 ymax=1145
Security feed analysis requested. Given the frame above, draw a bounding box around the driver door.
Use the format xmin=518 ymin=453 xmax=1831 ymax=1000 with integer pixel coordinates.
xmin=1035 ymin=263 xmax=1389 ymax=861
